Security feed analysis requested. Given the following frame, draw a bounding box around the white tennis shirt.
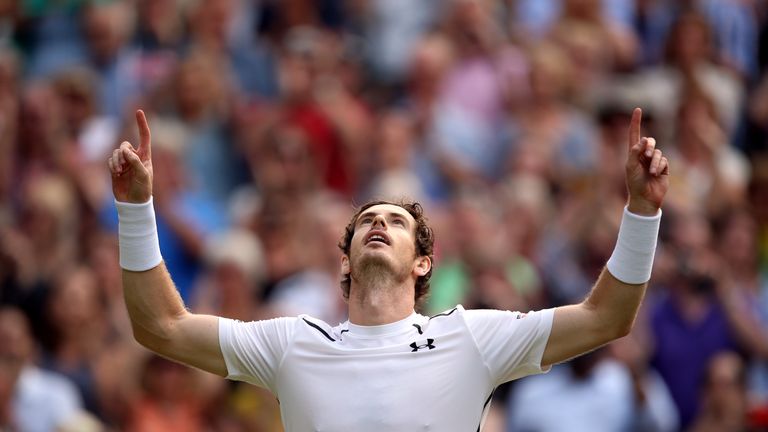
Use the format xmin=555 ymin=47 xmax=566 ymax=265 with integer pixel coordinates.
xmin=219 ymin=305 xmax=554 ymax=431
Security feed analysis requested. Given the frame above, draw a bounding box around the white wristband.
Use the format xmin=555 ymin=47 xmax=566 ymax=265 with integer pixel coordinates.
xmin=606 ymin=206 xmax=661 ymax=284
xmin=116 ymin=198 xmax=163 ymax=271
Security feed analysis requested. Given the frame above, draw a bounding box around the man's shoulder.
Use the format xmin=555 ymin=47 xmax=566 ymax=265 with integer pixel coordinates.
xmin=459 ymin=307 xmax=555 ymax=336
xmin=416 ymin=305 xmax=468 ymax=334
xmin=425 ymin=305 xmax=544 ymax=328
xmin=461 ymin=307 xmax=552 ymax=320
xmin=296 ymin=314 xmax=347 ymax=342
xmin=219 ymin=315 xmax=302 ymax=346
xmin=222 ymin=315 xmax=302 ymax=330
xmin=427 ymin=305 xmax=464 ymax=319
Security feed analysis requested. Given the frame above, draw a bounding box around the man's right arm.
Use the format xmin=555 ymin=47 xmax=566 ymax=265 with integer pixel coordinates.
xmin=123 ymin=263 xmax=227 ymax=376
xmin=110 ymin=110 xmax=227 ymax=376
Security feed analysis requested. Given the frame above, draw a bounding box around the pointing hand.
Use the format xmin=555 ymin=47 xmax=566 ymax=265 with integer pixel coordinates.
xmin=625 ymin=108 xmax=669 ymax=216
xmin=108 ymin=110 xmax=153 ymax=204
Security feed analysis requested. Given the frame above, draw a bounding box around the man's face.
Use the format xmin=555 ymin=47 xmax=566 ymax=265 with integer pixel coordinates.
xmin=343 ymin=204 xmax=427 ymax=288
xmin=0 ymin=310 xmax=32 ymax=371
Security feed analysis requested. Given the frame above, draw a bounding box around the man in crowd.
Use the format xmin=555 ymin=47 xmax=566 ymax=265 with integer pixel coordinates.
xmin=108 ymin=108 xmax=668 ymax=431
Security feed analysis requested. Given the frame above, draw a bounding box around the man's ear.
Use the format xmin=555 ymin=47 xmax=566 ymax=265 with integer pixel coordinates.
xmin=341 ymin=255 xmax=350 ymax=276
xmin=413 ymin=256 xmax=431 ymax=277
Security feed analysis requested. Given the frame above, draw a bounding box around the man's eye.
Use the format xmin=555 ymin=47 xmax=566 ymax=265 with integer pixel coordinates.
xmin=360 ymin=218 xmax=372 ymax=225
xmin=393 ymin=219 xmax=405 ymax=226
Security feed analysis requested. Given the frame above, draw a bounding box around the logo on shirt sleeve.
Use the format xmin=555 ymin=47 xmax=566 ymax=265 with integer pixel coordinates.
xmin=410 ymin=338 xmax=436 ymax=352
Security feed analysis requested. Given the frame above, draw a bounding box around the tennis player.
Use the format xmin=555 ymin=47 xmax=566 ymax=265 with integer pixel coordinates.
xmin=109 ymin=108 xmax=668 ymax=431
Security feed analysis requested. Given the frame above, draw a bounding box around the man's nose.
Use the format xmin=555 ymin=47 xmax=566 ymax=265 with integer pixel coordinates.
xmin=372 ymin=215 xmax=387 ymax=228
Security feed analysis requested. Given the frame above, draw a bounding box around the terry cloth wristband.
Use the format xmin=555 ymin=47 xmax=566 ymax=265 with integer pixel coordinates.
xmin=116 ymin=198 xmax=162 ymax=271
xmin=606 ymin=206 xmax=662 ymax=284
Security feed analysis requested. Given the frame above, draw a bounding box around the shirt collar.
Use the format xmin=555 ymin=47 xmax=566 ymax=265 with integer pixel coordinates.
xmin=345 ymin=311 xmax=421 ymax=338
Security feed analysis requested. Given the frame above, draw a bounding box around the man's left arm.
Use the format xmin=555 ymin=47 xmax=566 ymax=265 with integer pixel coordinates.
xmin=542 ymin=108 xmax=669 ymax=367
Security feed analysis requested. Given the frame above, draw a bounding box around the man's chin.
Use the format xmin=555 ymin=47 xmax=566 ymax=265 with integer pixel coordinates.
xmin=351 ymin=254 xmax=411 ymax=289
xmin=353 ymin=252 xmax=401 ymax=280
xmin=357 ymin=252 xmax=393 ymax=271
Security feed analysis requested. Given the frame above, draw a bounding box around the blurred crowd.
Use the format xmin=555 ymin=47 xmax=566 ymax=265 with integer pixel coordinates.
xmin=1 ymin=0 xmax=768 ymax=431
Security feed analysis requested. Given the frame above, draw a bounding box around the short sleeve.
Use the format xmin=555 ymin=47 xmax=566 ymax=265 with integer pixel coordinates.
xmin=464 ymin=308 xmax=554 ymax=385
xmin=218 ymin=317 xmax=298 ymax=392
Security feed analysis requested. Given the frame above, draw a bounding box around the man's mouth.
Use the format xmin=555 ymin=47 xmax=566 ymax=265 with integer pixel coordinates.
xmin=365 ymin=231 xmax=391 ymax=246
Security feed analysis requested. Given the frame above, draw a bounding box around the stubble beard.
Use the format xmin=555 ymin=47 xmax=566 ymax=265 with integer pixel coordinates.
xmin=349 ymin=251 xmax=410 ymax=302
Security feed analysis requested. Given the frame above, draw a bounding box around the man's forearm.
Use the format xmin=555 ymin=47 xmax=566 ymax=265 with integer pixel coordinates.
xmin=117 ymin=198 xmax=187 ymax=349
xmin=589 ymin=205 xmax=661 ymax=338
xmin=542 ymin=209 xmax=660 ymax=365
xmin=123 ymin=263 xmax=188 ymax=348
xmin=584 ymin=268 xmax=647 ymax=340
xmin=121 ymin=254 xmax=227 ymax=376
xmin=542 ymin=268 xmax=649 ymax=366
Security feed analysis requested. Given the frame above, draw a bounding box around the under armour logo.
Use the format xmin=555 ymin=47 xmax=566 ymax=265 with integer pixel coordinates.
xmin=410 ymin=338 xmax=436 ymax=352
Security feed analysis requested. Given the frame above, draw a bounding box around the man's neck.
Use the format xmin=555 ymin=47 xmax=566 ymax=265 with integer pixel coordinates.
xmin=347 ymin=278 xmax=416 ymax=326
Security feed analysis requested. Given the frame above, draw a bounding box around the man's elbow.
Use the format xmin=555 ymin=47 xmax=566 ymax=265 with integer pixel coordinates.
xmin=590 ymin=322 xmax=632 ymax=349
xmin=610 ymin=318 xmax=635 ymax=341
xmin=585 ymin=303 xmax=636 ymax=343
xmin=130 ymin=317 xmax=180 ymax=353
xmin=591 ymin=311 xmax=635 ymax=344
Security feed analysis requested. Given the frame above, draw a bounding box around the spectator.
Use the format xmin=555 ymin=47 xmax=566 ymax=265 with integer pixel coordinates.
xmin=40 ymin=266 xmax=108 ymax=418
xmin=187 ymin=0 xmax=279 ymax=99
xmin=504 ymin=41 xmax=600 ymax=188
xmin=50 ymin=68 xmax=119 ymax=209
xmin=20 ymin=1 xmax=88 ymax=79
xmin=549 ymin=0 xmax=639 ymax=75
xmin=512 ymin=0 xmax=637 ymax=40
xmin=194 ymin=228 xmax=268 ymax=322
xmin=126 ymin=355 xmax=206 ymax=432
xmin=664 ymin=82 xmax=750 ymax=213
xmin=428 ymin=190 xmax=538 ymax=314
xmin=366 ymin=110 xmax=429 ymax=202
xmin=711 ymin=209 xmax=768 ymax=413
xmin=359 ymin=0 xmax=441 ymax=83
xmin=0 ymin=47 xmax=20 ymax=206
xmin=507 ymin=348 xmax=677 ymax=432
xmin=647 ymin=212 xmax=733 ymax=428
xmin=0 ymin=307 xmax=84 ymax=432
xmin=428 ymin=0 xmax=520 ymax=188
xmin=17 ymin=174 xmax=79 ymax=284
xmin=632 ymin=11 xmax=744 ymax=140
xmin=689 ymin=351 xmax=750 ymax=432
xmin=81 ymin=0 xmax=140 ymax=120
xmin=161 ymin=51 xmax=247 ymax=204
xmin=698 ymin=0 xmax=760 ymax=80
xmin=273 ymin=27 xmax=359 ymax=197
xmin=747 ymin=70 xmax=768 ymax=154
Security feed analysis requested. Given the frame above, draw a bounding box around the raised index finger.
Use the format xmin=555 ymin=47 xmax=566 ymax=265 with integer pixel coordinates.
xmin=136 ymin=109 xmax=152 ymax=161
xmin=628 ymin=107 xmax=642 ymax=152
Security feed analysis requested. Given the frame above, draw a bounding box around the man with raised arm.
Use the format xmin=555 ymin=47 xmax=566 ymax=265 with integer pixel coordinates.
xmin=109 ymin=108 xmax=669 ymax=431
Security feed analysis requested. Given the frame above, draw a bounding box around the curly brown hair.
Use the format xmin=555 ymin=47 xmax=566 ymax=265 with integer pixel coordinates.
xmin=338 ymin=200 xmax=435 ymax=305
